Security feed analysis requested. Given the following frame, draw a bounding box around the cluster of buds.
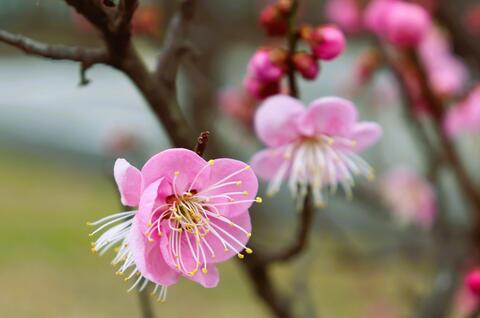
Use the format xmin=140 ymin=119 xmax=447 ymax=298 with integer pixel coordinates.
xmin=244 ymin=0 xmax=346 ymax=100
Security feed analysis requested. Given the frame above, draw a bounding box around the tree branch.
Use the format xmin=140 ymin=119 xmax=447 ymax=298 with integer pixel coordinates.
xmin=0 ymin=29 xmax=109 ymax=64
xmin=156 ymin=0 xmax=197 ymax=84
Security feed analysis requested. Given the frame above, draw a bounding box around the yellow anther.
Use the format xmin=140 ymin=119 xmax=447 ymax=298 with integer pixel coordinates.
xmin=174 ymin=171 xmax=180 ymax=176
xmin=229 ymin=222 xmax=234 ymax=227
xmin=255 ymin=197 xmax=263 ymax=203
xmin=235 ymin=181 xmax=242 ymax=186
xmin=224 ymin=247 xmax=229 ymax=252
xmin=202 ymin=268 xmax=208 ymax=274
xmin=229 ymin=198 xmax=235 ymax=202
xmin=208 ymin=160 xmax=215 ymax=166
xmin=242 ymin=191 xmax=249 ymax=196
xmin=245 ymin=248 xmax=253 ymax=254
xmin=147 ymin=222 xmax=153 ymax=227
xmin=245 ymin=165 xmax=251 ymax=170
xmin=91 ymin=247 xmax=97 ymax=253
xmin=88 ymin=233 xmax=94 ymax=237
xmin=124 ymin=278 xmax=129 ymax=282
xmin=148 ymin=238 xmax=154 ymax=243
xmin=86 ymin=221 xmax=92 ymax=226
xmin=90 ymin=242 xmax=96 ymax=247
xmin=237 ymin=253 xmax=245 ymax=259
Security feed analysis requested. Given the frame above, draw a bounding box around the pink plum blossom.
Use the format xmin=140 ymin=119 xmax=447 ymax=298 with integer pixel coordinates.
xmin=325 ymin=0 xmax=363 ymax=34
xmin=380 ymin=167 xmax=436 ymax=228
xmin=419 ymin=28 xmax=468 ymax=98
xmin=89 ymin=148 xmax=259 ymax=300
xmin=444 ymin=86 xmax=480 ymax=137
xmin=251 ymin=95 xmax=382 ymax=206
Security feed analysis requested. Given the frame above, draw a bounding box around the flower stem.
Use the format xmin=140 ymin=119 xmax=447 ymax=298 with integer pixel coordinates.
xmin=286 ymin=0 xmax=299 ymax=98
xmin=137 ymin=289 xmax=155 ymax=318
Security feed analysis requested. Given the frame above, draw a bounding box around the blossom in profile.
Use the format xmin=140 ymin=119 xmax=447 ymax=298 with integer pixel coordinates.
xmin=365 ymin=0 xmax=431 ymax=47
xmin=251 ymin=95 xmax=382 ymax=206
xmin=419 ymin=28 xmax=468 ymax=98
xmin=89 ymin=149 xmax=259 ymax=300
xmin=325 ymin=0 xmax=363 ymax=34
xmin=380 ymin=167 xmax=436 ymax=228
xmin=444 ymin=85 xmax=480 ymax=138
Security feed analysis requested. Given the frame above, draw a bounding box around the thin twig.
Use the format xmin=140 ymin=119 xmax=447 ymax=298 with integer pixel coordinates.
xmin=0 ymin=30 xmax=109 ymax=64
xmin=194 ymin=131 xmax=210 ymax=157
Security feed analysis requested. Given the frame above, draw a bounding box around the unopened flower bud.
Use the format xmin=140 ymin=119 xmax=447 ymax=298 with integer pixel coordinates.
xmin=244 ymin=76 xmax=280 ymax=100
xmin=248 ymin=48 xmax=287 ymax=82
xmin=293 ymin=52 xmax=320 ymax=80
xmin=310 ymin=25 xmax=346 ymax=61
xmin=260 ymin=4 xmax=288 ymax=36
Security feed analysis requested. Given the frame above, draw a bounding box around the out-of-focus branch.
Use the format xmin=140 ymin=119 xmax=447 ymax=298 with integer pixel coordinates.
xmin=377 ymin=41 xmax=472 ymax=318
xmin=116 ymin=0 xmax=139 ymax=34
xmin=286 ymin=0 xmax=299 ymax=98
xmin=0 ymin=30 xmax=109 ymax=64
xmin=156 ymin=0 xmax=197 ymax=83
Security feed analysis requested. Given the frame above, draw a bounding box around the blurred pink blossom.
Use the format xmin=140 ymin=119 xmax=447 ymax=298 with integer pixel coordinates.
xmin=467 ymin=268 xmax=480 ymax=297
xmin=380 ymin=167 xmax=436 ymax=228
xmin=251 ymin=95 xmax=382 ymax=206
xmin=444 ymin=86 xmax=480 ymax=137
xmin=365 ymin=0 xmax=431 ymax=47
xmin=218 ymin=87 xmax=257 ymax=126
xmin=325 ymin=0 xmax=363 ymax=34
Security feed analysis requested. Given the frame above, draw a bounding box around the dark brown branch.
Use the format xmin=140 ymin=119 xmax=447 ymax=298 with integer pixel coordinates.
xmin=116 ymin=0 xmax=139 ymax=34
xmin=0 ymin=29 xmax=109 ymax=64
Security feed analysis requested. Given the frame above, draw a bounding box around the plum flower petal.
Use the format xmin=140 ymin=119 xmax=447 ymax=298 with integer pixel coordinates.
xmin=251 ymin=95 xmax=382 ymax=206
xmin=114 ymin=158 xmax=142 ymax=207
xmin=297 ymin=97 xmax=358 ymax=137
xmin=351 ymin=122 xmax=383 ymax=152
xmin=254 ymin=95 xmax=304 ymax=147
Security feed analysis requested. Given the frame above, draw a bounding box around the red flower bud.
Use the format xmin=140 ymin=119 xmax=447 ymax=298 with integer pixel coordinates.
xmin=293 ymin=52 xmax=320 ymax=80
xmin=260 ymin=4 xmax=288 ymax=36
